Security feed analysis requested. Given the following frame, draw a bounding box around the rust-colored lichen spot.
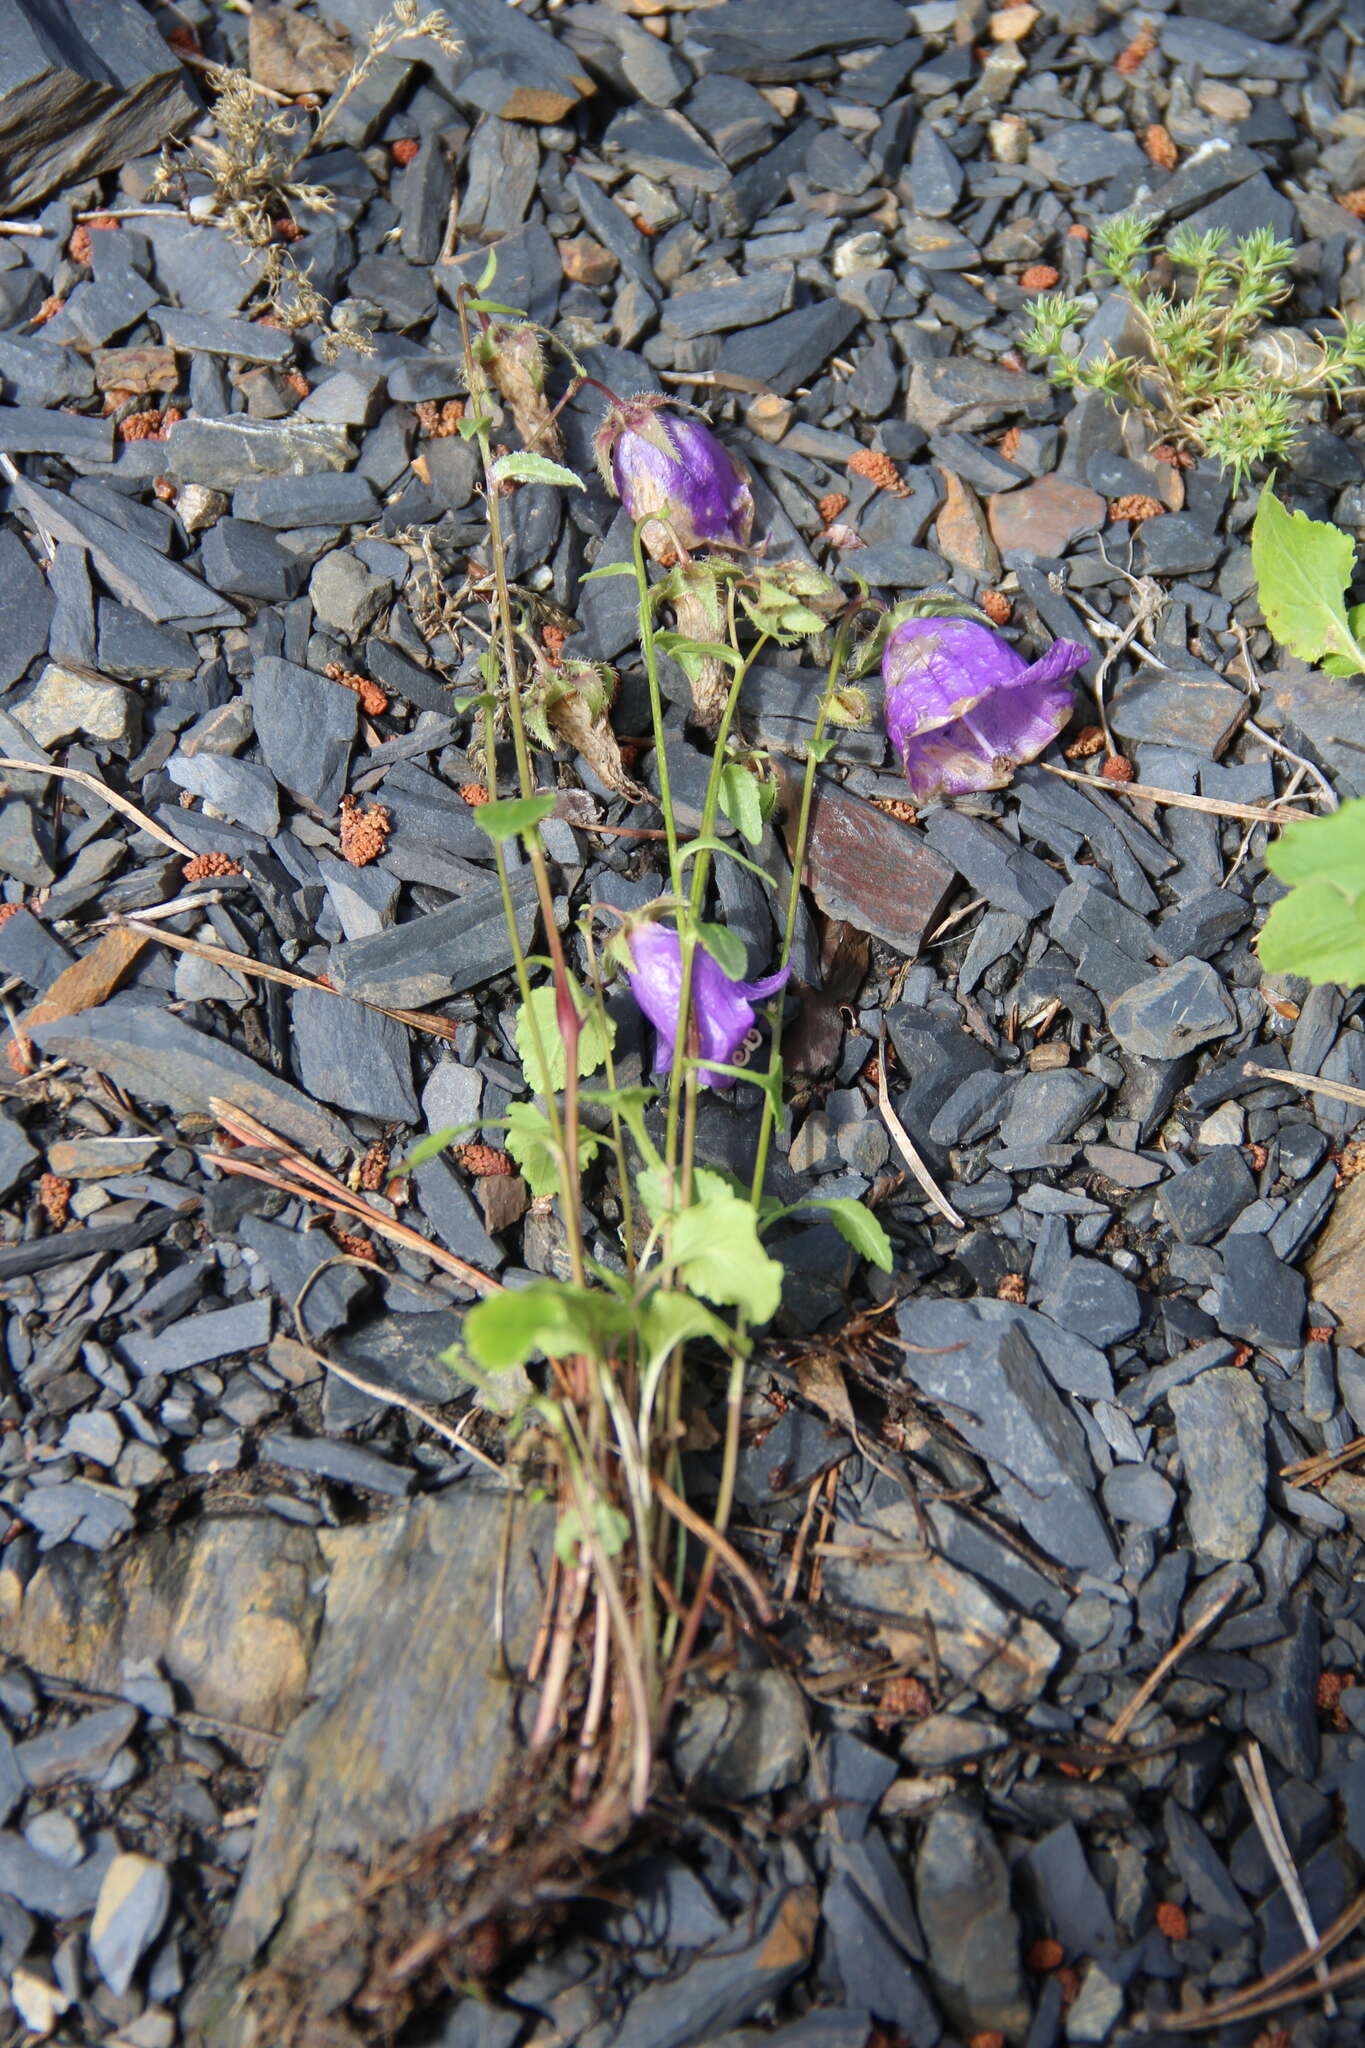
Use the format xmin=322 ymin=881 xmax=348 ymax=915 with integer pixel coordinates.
xmin=37 ymin=1174 xmax=72 ymax=1228
xmin=1108 ymin=494 xmax=1164 ymax=524
xmin=1100 ymin=754 xmax=1134 ymax=783
xmin=182 ymin=852 xmax=243 ymax=882
xmin=325 ymin=661 xmax=388 ymax=717
xmin=339 ymin=795 xmax=391 ymax=868
xmin=1115 ymin=21 xmax=1157 ymax=72
xmin=415 ymin=397 xmax=466 ymax=437
xmin=848 ymin=448 xmax=908 ymax=497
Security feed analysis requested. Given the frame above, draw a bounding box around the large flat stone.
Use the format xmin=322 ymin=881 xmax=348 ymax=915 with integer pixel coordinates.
xmin=800 ymin=778 xmax=956 ymax=955
xmin=0 ymin=0 xmax=196 ymax=211
xmin=191 ymin=1489 xmax=550 ymax=2047
xmin=26 ymin=995 xmax=350 ymax=1155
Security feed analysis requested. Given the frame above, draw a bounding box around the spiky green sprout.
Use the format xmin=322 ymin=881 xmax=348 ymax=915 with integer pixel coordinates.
xmin=1022 ymin=213 xmax=1365 ymax=493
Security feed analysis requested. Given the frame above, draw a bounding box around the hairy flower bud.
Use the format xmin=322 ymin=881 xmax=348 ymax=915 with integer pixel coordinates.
xmin=624 ymin=922 xmax=789 ymax=1089
xmin=882 ymin=616 xmax=1089 ymax=802
xmin=594 ymin=395 xmax=754 ymax=563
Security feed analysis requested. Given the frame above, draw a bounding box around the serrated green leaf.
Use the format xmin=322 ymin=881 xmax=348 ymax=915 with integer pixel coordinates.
xmin=514 ymin=980 xmax=615 ymax=1096
xmin=464 ymin=1280 xmax=632 ymax=1372
xmin=490 ymin=451 xmax=584 ymax=490
xmin=695 ymin=920 xmax=747 ymax=982
xmin=1259 ymin=879 xmax=1365 ymax=986
xmin=1251 ymin=485 xmax=1364 ymax=667
xmin=669 ymin=1174 xmax=783 ymax=1324
xmin=718 ymin=760 xmax=763 ymax=845
xmin=504 ymin=1101 xmax=600 ymax=1199
xmin=1267 ymin=798 xmax=1365 ymax=887
xmin=473 ymin=792 xmax=557 ymax=843
xmin=808 ymin=1195 xmax=894 ymax=1272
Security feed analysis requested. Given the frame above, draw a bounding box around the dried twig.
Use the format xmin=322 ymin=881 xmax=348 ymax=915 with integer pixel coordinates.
xmin=1090 ymin=1573 xmax=1243 ymax=1775
xmin=1041 ymin=761 xmax=1320 ymax=827
xmin=0 ymin=757 xmax=194 ymax=856
xmin=1282 ymin=1435 xmax=1365 ymax=1490
xmin=1243 ymin=1062 xmax=1365 ymax=1112
xmin=1233 ymin=1740 xmax=1335 ymax=2012
xmin=120 ymin=917 xmax=460 ymax=1044
xmin=874 ymin=1024 xmax=965 ymax=1230
xmin=204 ymin=1099 xmax=501 ymax=1296
xmin=1156 ymin=1892 xmax=1365 ymax=2031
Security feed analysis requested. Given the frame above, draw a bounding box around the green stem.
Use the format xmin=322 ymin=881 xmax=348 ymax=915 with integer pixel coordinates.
xmin=749 ymin=627 xmax=854 ymax=1207
xmin=633 ymin=523 xmax=683 ymax=901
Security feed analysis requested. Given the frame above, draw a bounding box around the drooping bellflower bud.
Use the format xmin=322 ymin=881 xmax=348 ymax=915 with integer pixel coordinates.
xmin=624 ymin=923 xmax=789 ymax=1089
xmin=882 ymin=616 xmax=1090 ymax=802
xmin=594 ymin=395 xmax=754 ymax=563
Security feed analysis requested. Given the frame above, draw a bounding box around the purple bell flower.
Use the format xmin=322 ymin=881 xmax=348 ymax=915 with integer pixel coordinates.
xmin=625 ymin=924 xmax=789 ymax=1089
xmin=594 ymin=395 xmax=754 ymax=562
xmin=882 ymin=616 xmax=1090 ymax=802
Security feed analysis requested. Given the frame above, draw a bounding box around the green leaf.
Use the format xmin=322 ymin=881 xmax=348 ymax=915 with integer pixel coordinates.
xmin=476 ymin=247 xmax=499 ymax=292
xmin=808 ymin=1196 xmax=894 ymax=1272
xmin=504 ymin=1101 xmax=600 ymax=1199
xmin=805 ymin=735 xmax=836 ymax=763
xmin=464 ymin=1280 xmax=632 ymax=1372
xmin=1267 ymin=798 xmax=1365 ymax=887
xmin=580 ymin=559 xmax=638 ymax=581
xmin=555 ymin=1499 xmax=630 ymax=1566
xmin=402 ymin=1124 xmax=469 ymax=1169
xmin=514 ymin=980 xmax=615 ymax=1096
xmin=678 ymin=836 xmax=777 ymax=886
xmin=464 ymin=297 xmax=528 ymax=318
xmin=1323 ymin=603 xmax=1365 ymax=677
xmin=1259 ymin=880 xmax=1365 ymax=986
xmin=490 ymin=451 xmax=584 ymax=490
xmin=1251 ymin=485 xmax=1363 ymax=667
xmin=638 ymin=1288 xmax=747 ymax=1369
xmin=669 ymin=1170 xmax=783 ymax=1324
xmin=718 ymin=761 xmax=763 ymax=845
xmin=695 ymin=920 xmax=747 ymax=982
xmin=457 ymin=412 xmax=493 ymax=440
xmin=654 ymin=631 xmax=744 ymax=678
xmin=473 ymin=792 xmax=556 ymax=843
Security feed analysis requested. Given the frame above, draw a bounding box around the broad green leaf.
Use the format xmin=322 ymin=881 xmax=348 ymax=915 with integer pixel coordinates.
xmin=670 ymin=1174 xmax=783 ymax=1324
xmin=514 ymin=980 xmax=615 ymax=1096
xmin=695 ymin=920 xmax=747 ymax=982
xmin=504 ymin=1101 xmax=600 ymax=1199
xmin=1259 ymin=879 xmax=1365 ymax=986
xmin=490 ymin=451 xmax=584 ymax=490
xmin=581 ymin=559 xmax=638 ymax=581
xmin=638 ymin=1288 xmax=747 ymax=1368
xmin=809 ymin=1196 xmax=894 ymax=1272
xmin=1323 ymin=601 xmax=1365 ymax=676
xmin=473 ymin=792 xmax=556 ymax=843
xmin=718 ymin=761 xmax=763 ymax=845
xmin=1267 ymin=798 xmax=1365 ymax=887
xmin=463 ymin=1280 xmax=632 ymax=1371
xmin=1251 ymin=485 xmax=1363 ymax=667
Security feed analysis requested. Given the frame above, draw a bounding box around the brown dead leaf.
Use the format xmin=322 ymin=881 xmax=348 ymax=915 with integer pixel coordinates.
xmin=23 ymin=928 xmax=148 ymax=1033
xmin=546 ymin=692 xmax=647 ymax=804
xmin=793 ymin=1349 xmax=857 ymax=1436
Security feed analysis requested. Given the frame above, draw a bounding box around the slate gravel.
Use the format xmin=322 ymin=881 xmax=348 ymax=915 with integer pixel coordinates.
xmin=3 ymin=0 xmax=1365 ymax=2043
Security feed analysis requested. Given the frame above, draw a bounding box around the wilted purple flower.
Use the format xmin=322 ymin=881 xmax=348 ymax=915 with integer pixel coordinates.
xmin=882 ymin=616 xmax=1089 ymax=802
xmin=594 ymin=394 xmax=754 ymax=561
xmin=625 ymin=923 xmax=789 ymax=1089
